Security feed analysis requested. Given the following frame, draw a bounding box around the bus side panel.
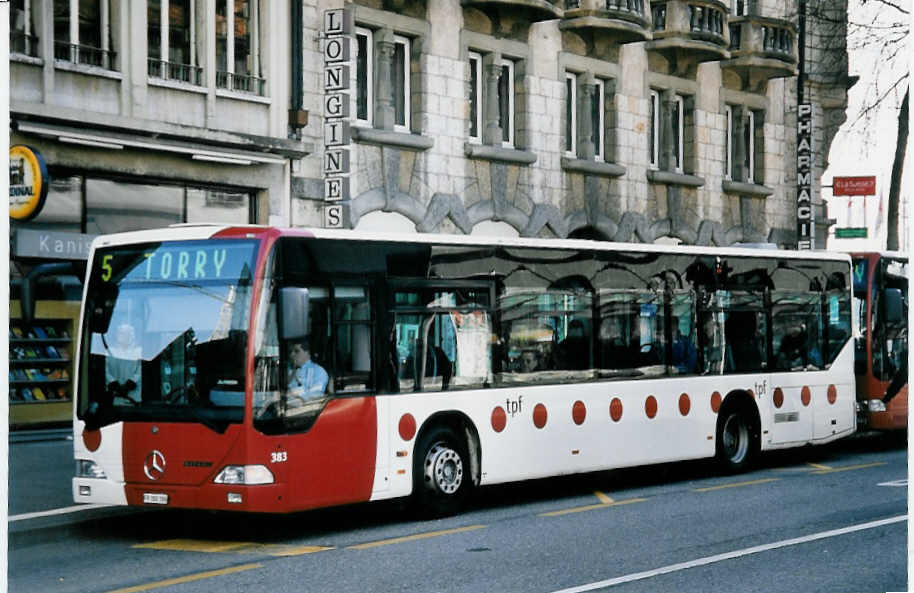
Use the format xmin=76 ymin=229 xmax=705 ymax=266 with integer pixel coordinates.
xmin=871 ymin=385 xmax=907 ymax=430
xmin=286 ymin=396 xmax=377 ymax=511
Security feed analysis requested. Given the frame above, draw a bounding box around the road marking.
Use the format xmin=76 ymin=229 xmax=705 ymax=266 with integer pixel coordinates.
xmin=594 ymin=491 xmax=614 ymax=504
xmin=545 ymin=515 xmax=907 ymax=593
xmin=100 ymin=563 xmax=262 ymax=593
xmin=134 ymin=539 xmax=332 ymax=556
xmin=878 ymin=479 xmax=908 ymax=487
xmin=812 ymin=462 xmax=887 ymax=475
xmin=347 ymin=525 xmax=486 ymax=550
xmin=9 ymin=503 xmax=116 ymax=522
xmin=540 ymin=498 xmax=648 ymax=517
xmin=806 ymin=462 xmax=832 ymax=471
xmin=693 ymin=478 xmax=780 ymax=493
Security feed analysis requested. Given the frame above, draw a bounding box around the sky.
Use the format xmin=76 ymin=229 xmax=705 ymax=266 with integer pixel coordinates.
xmin=824 ymin=0 xmax=910 ymax=252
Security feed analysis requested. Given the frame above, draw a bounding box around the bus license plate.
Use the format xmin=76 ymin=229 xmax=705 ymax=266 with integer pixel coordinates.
xmin=143 ymin=492 xmax=169 ymax=505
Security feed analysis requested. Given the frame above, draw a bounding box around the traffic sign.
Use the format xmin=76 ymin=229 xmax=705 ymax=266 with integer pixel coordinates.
xmin=835 ymin=227 xmax=868 ymax=239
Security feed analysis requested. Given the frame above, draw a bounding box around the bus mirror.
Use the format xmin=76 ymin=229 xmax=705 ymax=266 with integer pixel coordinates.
xmin=884 ymin=288 xmax=904 ymax=326
xmin=280 ymin=287 xmax=310 ymax=340
xmin=89 ymin=282 xmax=119 ymax=334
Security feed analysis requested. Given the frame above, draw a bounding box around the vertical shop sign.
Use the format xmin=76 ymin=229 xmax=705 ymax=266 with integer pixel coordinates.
xmin=796 ymin=103 xmax=813 ymax=249
xmin=323 ymin=8 xmax=352 ymax=229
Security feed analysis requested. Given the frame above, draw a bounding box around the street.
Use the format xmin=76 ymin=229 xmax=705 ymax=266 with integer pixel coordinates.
xmin=8 ymin=431 xmax=907 ymax=593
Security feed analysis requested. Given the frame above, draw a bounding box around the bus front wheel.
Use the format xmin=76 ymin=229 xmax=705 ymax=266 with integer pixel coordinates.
xmin=414 ymin=426 xmax=470 ymax=517
xmin=716 ymin=406 xmax=757 ymax=473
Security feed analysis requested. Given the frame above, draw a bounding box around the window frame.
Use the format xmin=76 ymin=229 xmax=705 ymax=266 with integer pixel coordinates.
xmin=53 ymin=0 xmax=114 ymax=68
xmin=672 ymin=94 xmax=684 ymax=173
xmin=744 ymin=109 xmax=755 ymax=182
xmin=565 ymin=71 xmax=578 ymax=157
xmin=593 ymin=78 xmax=605 ymax=162
xmin=725 ymin=105 xmax=733 ymax=180
xmin=649 ymin=90 xmax=660 ymax=168
xmin=731 ymin=0 xmax=750 ymax=16
xmin=498 ymin=58 xmax=516 ymax=148
xmin=355 ymin=27 xmax=374 ymax=126
xmin=215 ymin=0 xmax=263 ymax=95
xmin=148 ymin=0 xmax=200 ymax=85
xmin=468 ymin=51 xmax=483 ymax=143
xmin=392 ymin=34 xmax=411 ymax=133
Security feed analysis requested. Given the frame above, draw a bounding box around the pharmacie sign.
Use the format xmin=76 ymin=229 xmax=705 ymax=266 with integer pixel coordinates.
xmin=796 ymin=104 xmax=813 ymax=250
xmin=9 ymin=145 xmax=49 ymax=221
xmin=322 ymin=8 xmax=351 ymax=229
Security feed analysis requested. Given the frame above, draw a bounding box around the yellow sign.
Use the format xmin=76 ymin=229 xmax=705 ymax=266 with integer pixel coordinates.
xmin=9 ymin=145 xmax=49 ymax=221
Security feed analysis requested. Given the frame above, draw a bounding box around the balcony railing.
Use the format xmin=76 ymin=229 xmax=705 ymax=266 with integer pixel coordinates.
xmin=10 ymin=32 xmax=39 ymax=58
xmin=648 ymin=1 xmax=729 ymax=63
xmin=723 ymin=16 xmax=796 ymax=81
xmin=562 ymin=0 xmax=650 ymax=42
xmin=148 ymin=59 xmax=203 ymax=86
xmin=606 ymin=0 xmax=645 ymax=16
xmin=54 ymin=41 xmax=116 ymax=70
xmin=216 ymin=71 xmax=266 ymax=96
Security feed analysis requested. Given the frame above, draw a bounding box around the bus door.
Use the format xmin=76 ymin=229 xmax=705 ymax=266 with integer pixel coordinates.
xmin=253 ymin=282 xmax=377 ymax=510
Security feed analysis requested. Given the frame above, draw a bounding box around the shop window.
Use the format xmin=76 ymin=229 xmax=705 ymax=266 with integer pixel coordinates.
xmin=86 ymin=179 xmax=183 ymax=235
xmin=54 ymin=0 xmax=116 ymax=69
xmin=187 ymin=189 xmax=252 ymax=224
xmin=11 ymin=0 xmax=39 ymax=57
xmin=31 ymin=176 xmax=83 ymax=231
xmin=148 ymin=0 xmax=201 ymax=85
xmin=216 ymin=0 xmax=263 ymax=95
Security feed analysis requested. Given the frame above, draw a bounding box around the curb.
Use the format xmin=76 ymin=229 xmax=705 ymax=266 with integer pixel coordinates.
xmin=10 ymin=428 xmax=73 ymax=443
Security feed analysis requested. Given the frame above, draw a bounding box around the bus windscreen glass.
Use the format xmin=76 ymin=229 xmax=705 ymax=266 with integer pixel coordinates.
xmin=78 ymin=240 xmax=258 ymax=431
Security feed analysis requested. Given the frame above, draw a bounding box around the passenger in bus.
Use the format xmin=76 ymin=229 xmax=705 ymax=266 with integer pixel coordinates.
xmin=599 ymin=316 xmax=642 ymax=369
xmin=288 ymin=338 xmax=329 ymax=399
xmin=557 ymin=319 xmax=590 ymax=370
xmin=105 ymin=322 xmax=142 ymax=403
xmin=670 ymin=317 xmax=697 ymax=373
xmin=520 ymin=349 xmax=542 ymax=373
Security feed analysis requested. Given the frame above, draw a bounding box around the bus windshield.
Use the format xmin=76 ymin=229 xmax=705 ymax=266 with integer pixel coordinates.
xmin=78 ymin=240 xmax=258 ymax=432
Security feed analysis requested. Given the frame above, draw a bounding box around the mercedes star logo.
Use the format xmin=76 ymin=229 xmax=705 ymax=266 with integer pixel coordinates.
xmin=144 ymin=450 xmax=166 ymax=481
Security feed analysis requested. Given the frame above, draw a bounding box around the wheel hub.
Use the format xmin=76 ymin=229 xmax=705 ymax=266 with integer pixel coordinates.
xmin=424 ymin=443 xmax=463 ymax=495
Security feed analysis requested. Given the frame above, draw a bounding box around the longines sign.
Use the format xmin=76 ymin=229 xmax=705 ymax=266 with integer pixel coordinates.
xmin=323 ymin=8 xmax=352 ymax=229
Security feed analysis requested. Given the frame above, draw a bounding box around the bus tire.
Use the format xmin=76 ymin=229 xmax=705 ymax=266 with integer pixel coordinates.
xmin=715 ymin=404 xmax=758 ymax=473
xmin=414 ymin=426 xmax=471 ymax=517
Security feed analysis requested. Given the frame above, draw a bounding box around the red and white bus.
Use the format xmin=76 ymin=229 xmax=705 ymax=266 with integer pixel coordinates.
xmin=852 ymin=252 xmax=908 ymax=430
xmin=73 ymin=226 xmax=856 ymax=515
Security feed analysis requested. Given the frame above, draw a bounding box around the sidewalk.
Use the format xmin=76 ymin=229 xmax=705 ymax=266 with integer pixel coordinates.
xmin=8 ymin=428 xmax=143 ymax=543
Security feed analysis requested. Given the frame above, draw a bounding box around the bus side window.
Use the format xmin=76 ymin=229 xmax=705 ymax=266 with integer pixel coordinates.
xmin=333 ymin=286 xmax=373 ymax=393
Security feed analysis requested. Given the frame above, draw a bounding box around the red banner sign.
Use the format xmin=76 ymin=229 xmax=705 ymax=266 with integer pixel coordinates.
xmin=833 ymin=176 xmax=876 ymax=196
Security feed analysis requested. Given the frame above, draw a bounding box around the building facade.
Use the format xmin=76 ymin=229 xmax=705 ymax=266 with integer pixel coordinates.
xmin=292 ymin=0 xmax=847 ymax=248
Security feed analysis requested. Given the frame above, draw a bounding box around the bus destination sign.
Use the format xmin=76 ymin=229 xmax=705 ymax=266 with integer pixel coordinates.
xmin=96 ymin=242 xmax=257 ymax=284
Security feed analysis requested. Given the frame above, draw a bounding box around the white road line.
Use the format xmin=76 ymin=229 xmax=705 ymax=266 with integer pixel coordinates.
xmin=547 ymin=515 xmax=907 ymax=593
xmin=10 ymin=504 xmax=116 ymax=522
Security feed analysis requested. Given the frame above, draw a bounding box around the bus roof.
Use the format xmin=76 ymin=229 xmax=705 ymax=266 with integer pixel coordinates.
xmin=90 ymin=225 xmax=853 ymax=263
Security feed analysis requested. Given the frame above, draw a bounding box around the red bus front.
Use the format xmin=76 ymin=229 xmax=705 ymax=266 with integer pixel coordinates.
xmin=73 ymin=228 xmax=377 ymax=512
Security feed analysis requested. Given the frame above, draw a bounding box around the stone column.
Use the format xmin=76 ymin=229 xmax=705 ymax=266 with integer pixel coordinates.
xmin=577 ymin=72 xmax=596 ymax=160
xmin=731 ymin=105 xmax=747 ymax=182
xmin=660 ymin=89 xmax=675 ymax=171
xmin=483 ymin=52 xmax=503 ymax=145
xmin=374 ymin=28 xmax=396 ymax=130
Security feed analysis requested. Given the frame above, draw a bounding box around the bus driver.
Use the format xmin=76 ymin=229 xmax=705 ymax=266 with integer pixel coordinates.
xmin=288 ymin=338 xmax=329 ymax=399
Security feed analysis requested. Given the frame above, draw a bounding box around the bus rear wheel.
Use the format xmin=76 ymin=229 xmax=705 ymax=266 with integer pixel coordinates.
xmin=414 ymin=426 xmax=470 ymax=517
xmin=716 ymin=406 xmax=757 ymax=473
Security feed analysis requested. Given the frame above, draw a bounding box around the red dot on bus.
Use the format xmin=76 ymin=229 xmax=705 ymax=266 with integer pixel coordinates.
xmin=679 ymin=393 xmax=690 ymax=416
xmin=645 ymin=396 xmax=658 ymax=419
xmin=773 ymin=388 xmax=784 ymax=409
xmin=827 ymin=384 xmax=838 ymax=405
xmin=491 ymin=407 xmax=507 ymax=433
xmin=533 ymin=404 xmax=548 ymax=429
xmin=610 ymin=398 xmax=623 ymax=422
xmin=801 ymin=386 xmax=811 ymax=407
xmin=572 ymin=401 xmax=587 ymax=425
xmin=398 ymin=414 xmax=417 ymax=441
xmin=82 ymin=428 xmax=101 ymax=452
xmin=710 ymin=392 xmax=722 ymax=413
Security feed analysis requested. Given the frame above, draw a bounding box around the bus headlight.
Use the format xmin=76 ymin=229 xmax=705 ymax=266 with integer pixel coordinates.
xmin=213 ymin=465 xmax=274 ymax=485
xmin=867 ymin=399 xmax=887 ymax=412
xmin=76 ymin=459 xmax=107 ymax=479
